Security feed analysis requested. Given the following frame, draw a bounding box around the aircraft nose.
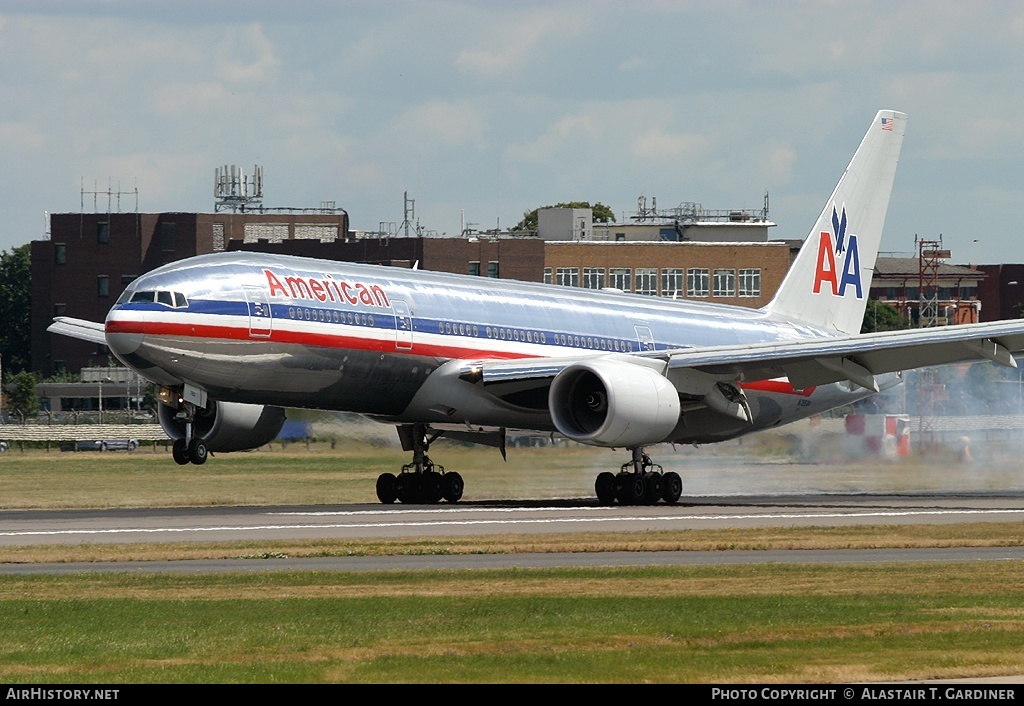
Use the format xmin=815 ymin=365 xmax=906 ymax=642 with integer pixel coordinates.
xmin=105 ymin=330 xmax=144 ymax=358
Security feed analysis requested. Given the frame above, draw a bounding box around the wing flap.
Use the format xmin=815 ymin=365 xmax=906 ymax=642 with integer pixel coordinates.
xmin=47 ymin=317 xmax=107 ymax=345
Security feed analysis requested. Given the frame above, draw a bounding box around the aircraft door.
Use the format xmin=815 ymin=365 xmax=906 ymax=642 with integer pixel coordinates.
xmin=393 ymin=299 xmax=413 ymax=350
xmin=243 ymin=286 xmax=273 ymax=339
xmin=634 ymin=324 xmax=655 ymax=352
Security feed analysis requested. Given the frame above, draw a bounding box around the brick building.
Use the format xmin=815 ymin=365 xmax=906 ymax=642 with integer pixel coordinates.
xmin=230 ymin=234 xmax=543 ymax=283
xmin=971 ymin=264 xmax=1024 ymax=323
xmin=869 ymin=257 xmax=985 ymax=325
xmin=542 ymin=241 xmax=793 ymax=308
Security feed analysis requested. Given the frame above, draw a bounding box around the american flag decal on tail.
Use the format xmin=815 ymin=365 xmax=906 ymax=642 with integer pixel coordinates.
xmin=881 ymin=117 xmax=893 ymax=131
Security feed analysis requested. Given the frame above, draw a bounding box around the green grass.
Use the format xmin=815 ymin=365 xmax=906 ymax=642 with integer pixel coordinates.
xmin=1 ymin=564 xmax=1024 ymax=683
xmin=3 ymin=440 xmax=1024 ymax=682
xmin=2 ymin=436 xmax=1021 ymax=509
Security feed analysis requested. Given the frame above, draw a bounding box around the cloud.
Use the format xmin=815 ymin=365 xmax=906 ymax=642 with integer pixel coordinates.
xmin=216 ymin=23 xmax=280 ymax=84
xmin=0 ymin=121 xmax=45 ymax=152
xmin=454 ymin=6 xmax=588 ymax=78
xmin=388 ymin=100 xmax=488 ymax=150
xmin=630 ymin=128 xmax=708 ymax=162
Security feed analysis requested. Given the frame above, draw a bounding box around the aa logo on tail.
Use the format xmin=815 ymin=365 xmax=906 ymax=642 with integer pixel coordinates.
xmin=812 ymin=205 xmax=862 ymax=298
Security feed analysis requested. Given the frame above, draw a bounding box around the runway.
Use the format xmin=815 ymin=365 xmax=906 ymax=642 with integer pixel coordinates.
xmin=2 ymin=491 xmax=1023 ymax=574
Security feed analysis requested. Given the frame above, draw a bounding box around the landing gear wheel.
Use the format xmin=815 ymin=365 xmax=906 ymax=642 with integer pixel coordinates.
xmin=396 ymin=473 xmax=421 ymax=504
xmin=662 ymin=472 xmax=682 ymax=504
xmin=618 ymin=473 xmax=646 ymax=505
xmin=643 ymin=472 xmax=663 ymax=504
xmin=422 ymin=471 xmax=444 ymax=504
xmin=172 ymin=438 xmax=190 ymax=465
xmin=441 ymin=472 xmax=464 ymax=503
xmin=188 ymin=439 xmax=208 ymax=465
xmin=376 ymin=473 xmax=398 ymax=504
xmin=595 ymin=472 xmax=616 ymax=504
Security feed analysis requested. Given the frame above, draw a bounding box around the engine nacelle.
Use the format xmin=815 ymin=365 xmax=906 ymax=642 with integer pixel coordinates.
xmin=548 ymin=359 xmax=681 ymax=448
xmin=158 ymin=400 xmax=286 ymax=453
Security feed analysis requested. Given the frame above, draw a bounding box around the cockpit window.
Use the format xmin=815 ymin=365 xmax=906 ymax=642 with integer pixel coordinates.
xmin=128 ymin=290 xmax=188 ymax=308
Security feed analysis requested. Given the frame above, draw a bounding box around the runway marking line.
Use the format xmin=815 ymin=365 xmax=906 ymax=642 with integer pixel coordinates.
xmin=1 ymin=508 xmax=1023 ymax=538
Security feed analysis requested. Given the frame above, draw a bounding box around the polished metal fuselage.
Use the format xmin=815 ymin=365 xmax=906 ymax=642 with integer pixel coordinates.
xmin=104 ymin=251 xmax=886 ymax=443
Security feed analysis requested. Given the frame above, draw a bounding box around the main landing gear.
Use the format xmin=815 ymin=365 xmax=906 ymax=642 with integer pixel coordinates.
xmin=170 ymin=402 xmax=209 ymax=466
xmin=376 ymin=424 xmax=464 ymax=504
xmin=594 ymin=448 xmax=681 ymax=505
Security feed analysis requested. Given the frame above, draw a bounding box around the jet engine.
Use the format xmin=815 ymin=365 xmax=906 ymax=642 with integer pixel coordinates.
xmin=548 ymin=359 xmax=680 ymax=448
xmin=158 ymin=400 xmax=287 ymax=452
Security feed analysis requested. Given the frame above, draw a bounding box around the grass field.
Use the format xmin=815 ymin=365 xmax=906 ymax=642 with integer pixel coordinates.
xmin=1 ymin=438 xmax=1024 ymax=683
xmin=2 ymin=430 xmax=1022 ymax=510
xmin=2 ymin=564 xmax=1024 ymax=683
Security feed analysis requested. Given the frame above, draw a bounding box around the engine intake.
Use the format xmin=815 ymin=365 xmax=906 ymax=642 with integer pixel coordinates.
xmin=158 ymin=400 xmax=286 ymax=452
xmin=548 ymin=359 xmax=680 ymax=447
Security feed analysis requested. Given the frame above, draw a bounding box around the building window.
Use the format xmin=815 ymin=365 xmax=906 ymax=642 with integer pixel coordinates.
xmin=636 ymin=268 xmax=657 ymax=296
xmin=53 ymin=303 xmax=66 ymax=316
xmin=556 ymin=267 xmax=579 ymax=287
xmin=543 ymin=268 xmax=553 ymax=285
xmin=608 ymin=268 xmax=632 ymax=292
xmin=487 ymin=261 xmax=499 ymax=278
xmin=661 ymin=268 xmax=683 ymax=298
xmin=54 ymin=243 xmax=66 ymax=265
xmin=687 ymin=268 xmax=709 ymax=297
xmin=582 ymin=267 xmax=605 ymax=289
xmin=97 ymin=223 xmax=109 ymax=244
xmin=121 ymin=274 xmax=137 ymax=285
xmin=469 ymin=261 xmax=481 ymax=276
xmin=739 ymin=268 xmax=761 ymax=297
xmin=97 ymin=275 xmax=110 ymax=298
xmin=713 ymin=268 xmax=735 ymax=297
xmin=161 ymin=222 xmax=176 ymax=251
xmin=212 ymin=223 xmax=225 ymax=252
xmin=615 ymin=233 xmax=626 ymax=242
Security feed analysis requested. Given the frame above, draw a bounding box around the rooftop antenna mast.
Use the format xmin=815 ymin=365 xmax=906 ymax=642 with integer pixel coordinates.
xmin=80 ymin=178 xmax=139 ymax=214
xmin=401 ymin=191 xmax=420 ymax=237
xmin=214 ymin=164 xmax=264 ymax=212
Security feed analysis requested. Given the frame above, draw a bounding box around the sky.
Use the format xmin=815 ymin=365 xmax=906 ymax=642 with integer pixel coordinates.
xmin=1 ymin=0 xmax=1023 ymax=264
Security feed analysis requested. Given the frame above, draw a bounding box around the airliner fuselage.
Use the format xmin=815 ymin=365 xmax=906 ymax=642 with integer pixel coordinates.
xmin=104 ymin=251 xmax=877 ymax=443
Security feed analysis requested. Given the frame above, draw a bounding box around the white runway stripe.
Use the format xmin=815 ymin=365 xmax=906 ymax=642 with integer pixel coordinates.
xmin=3 ymin=507 xmax=1023 ymax=538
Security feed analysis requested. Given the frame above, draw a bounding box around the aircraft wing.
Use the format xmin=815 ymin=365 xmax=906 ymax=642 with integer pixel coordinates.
xmin=47 ymin=317 xmax=106 ymax=345
xmin=466 ymin=319 xmax=1024 ymax=393
xmin=662 ymin=319 xmax=1024 ymax=392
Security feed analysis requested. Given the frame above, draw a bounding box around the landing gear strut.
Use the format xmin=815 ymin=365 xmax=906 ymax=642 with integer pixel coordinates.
xmin=170 ymin=401 xmax=208 ymax=466
xmin=595 ymin=448 xmax=681 ymax=505
xmin=377 ymin=424 xmax=463 ymax=504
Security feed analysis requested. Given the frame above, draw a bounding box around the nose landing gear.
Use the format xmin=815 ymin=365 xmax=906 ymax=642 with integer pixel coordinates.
xmin=170 ymin=402 xmax=208 ymax=466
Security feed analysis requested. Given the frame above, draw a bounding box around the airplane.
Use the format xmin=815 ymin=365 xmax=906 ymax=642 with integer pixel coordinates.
xmin=49 ymin=110 xmax=1024 ymax=505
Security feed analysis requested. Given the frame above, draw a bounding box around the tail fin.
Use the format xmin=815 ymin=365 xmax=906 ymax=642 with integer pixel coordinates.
xmin=764 ymin=110 xmax=907 ymax=334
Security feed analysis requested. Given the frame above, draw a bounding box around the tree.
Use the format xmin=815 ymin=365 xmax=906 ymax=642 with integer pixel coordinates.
xmin=6 ymin=370 xmax=39 ymax=419
xmin=512 ymin=202 xmax=616 ymax=233
xmin=0 ymin=244 xmax=31 ymax=375
xmin=860 ymin=300 xmax=909 ymax=334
